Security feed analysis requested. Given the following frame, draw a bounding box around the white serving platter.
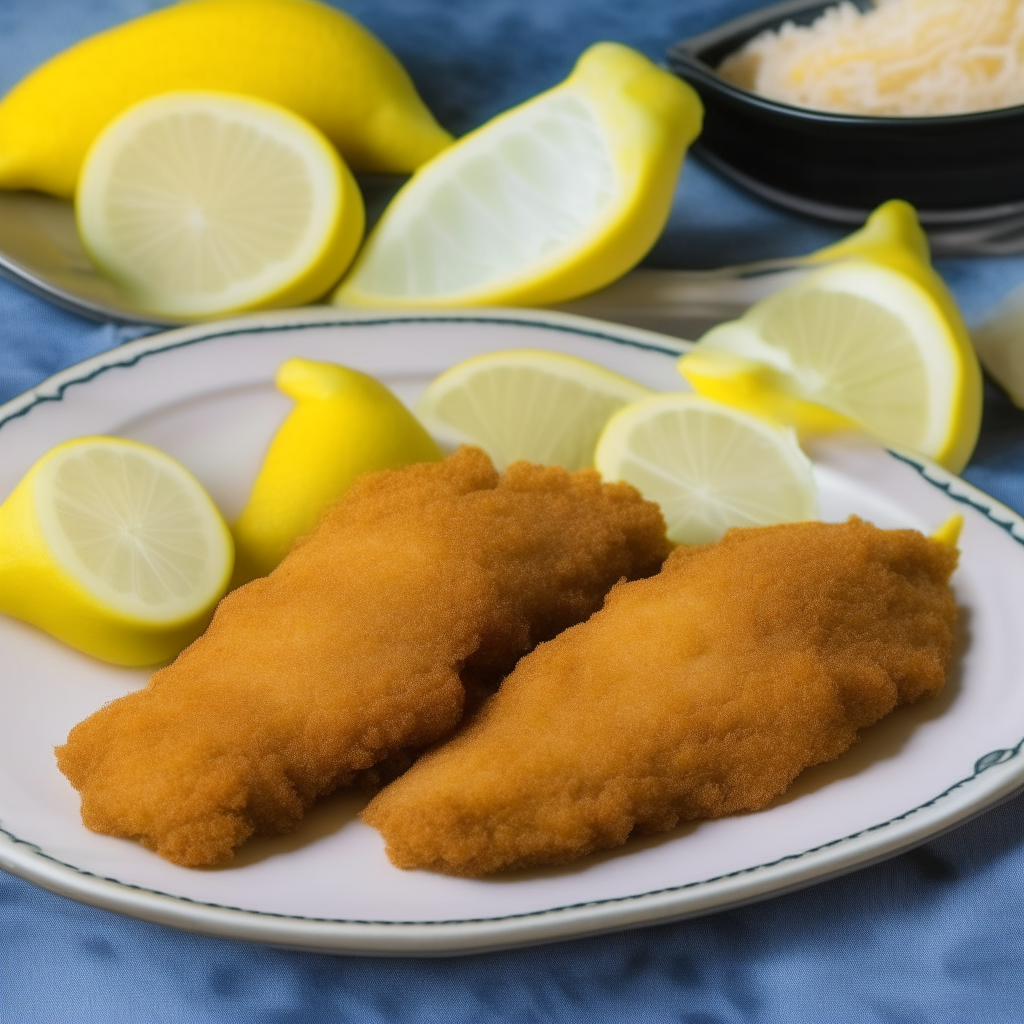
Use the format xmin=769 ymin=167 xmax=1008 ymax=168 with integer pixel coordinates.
xmin=0 ymin=306 xmax=1022 ymax=955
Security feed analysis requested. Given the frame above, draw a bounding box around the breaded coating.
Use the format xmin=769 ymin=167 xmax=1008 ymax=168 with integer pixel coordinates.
xmin=55 ymin=447 xmax=669 ymax=867
xmin=363 ymin=517 xmax=959 ymax=876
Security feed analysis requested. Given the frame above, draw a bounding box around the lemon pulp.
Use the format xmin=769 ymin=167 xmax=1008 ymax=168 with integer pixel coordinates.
xmin=36 ymin=440 xmax=229 ymax=620
xmin=0 ymin=437 xmax=233 ymax=665
xmin=76 ymin=91 xmax=364 ymax=318
xmin=415 ymin=350 xmax=651 ymax=470
xmin=595 ymin=394 xmax=817 ymax=546
xmin=346 ymin=94 xmax=616 ymax=301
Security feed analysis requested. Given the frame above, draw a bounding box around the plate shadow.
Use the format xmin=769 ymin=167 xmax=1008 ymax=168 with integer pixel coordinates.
xmin=207 ymin=788 xmax=372 ymax=869
xmin=773 ymin=602 xmax=970 ymax=805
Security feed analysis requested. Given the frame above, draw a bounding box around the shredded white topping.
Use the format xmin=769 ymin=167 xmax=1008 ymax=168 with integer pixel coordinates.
xmin=719 ymin=0 xmax=1024 ymax=116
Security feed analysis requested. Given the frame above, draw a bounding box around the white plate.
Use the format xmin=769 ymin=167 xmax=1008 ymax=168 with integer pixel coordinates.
xmin=1 ymin=307 xmax=1022 ymax=956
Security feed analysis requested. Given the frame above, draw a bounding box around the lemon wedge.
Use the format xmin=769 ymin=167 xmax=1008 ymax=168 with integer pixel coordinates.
xmin=333 ymin=42 xmax=703 ymax=308
xmin=232 ymin=358 xmax=442 ymax=583
xmin=0 ymin=437 xmax=233 ymax=666
xmin=76 ymin=91 xmax=364 ymax=318
xmin=415 ymin=349 xmax=651 ymax=470
xmin=810 ymin=201 xmax=981 ymax=366
xmin=595 ymin=394 xmax=817 ymax=545
xmin=684 ymin=257 xmax=981 ymax=474
xmin=0 ymin=0 xmax=452 ymax=198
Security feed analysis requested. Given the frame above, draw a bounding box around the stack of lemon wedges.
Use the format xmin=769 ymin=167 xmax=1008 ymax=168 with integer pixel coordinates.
xmin=0 ymin=203 xmax=984 ymax=663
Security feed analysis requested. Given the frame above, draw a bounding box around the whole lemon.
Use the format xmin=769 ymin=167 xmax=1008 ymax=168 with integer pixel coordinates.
xmin=0 ymin=0 xmax=453 ymax=198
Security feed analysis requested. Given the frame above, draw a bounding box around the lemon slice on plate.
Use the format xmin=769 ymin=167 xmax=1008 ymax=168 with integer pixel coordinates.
xmin=415 ymin=350 xmax=651 ymax=470
xmin=333 ymin=42 xmax=703 ymax=308
xmin=76 ymin=90 xmax=365 ymax=318
xmin=686 ymin=259 xmax=981 ymax=473
xmin=0 ymin=437 xmax=233 ymax=665
xmin=595 ymin=394 xmax=817 ymax=546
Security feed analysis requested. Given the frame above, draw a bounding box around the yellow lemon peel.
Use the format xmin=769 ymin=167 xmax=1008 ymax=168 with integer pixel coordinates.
xmin=677 ymin=348 xmax=859 ymax=438
xmin=0 ymin=0 xmax=452 ymax=198
xmin=231 ymin=358 xmax=442 ymax=584
xmin=335 ymin=43 xmax=703 ymax=308
xmin=931 ymin=513 xmax=964 ymax=549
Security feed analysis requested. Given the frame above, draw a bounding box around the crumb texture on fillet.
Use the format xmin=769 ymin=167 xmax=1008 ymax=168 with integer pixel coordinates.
xmin=363 ymin=517 xmax=959 ymax=876
xmin=55 ymin=446 xmax=669 ymax=867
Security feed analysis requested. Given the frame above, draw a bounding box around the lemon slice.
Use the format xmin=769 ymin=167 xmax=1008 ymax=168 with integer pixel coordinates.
xmin=595 ymin=394 xmax=817 ymax=545
xmin=76 ymin=91 xmax=365 ymax=318
xmin=415 ymin=350 xmax=651 ymax=470
xmin=333 ymin=42 xmax=702 ymax=308
xmin=691 ymin=259 xmax=981 ymax=473
xmin=0 ymin=437 xmax=233 ymax=665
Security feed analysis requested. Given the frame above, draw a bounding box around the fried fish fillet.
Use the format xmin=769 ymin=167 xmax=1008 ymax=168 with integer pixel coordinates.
xmin=55 ymin=446 xmax=669 ymax=867
xmin=363 ymin=517 xmax=959 ymax=876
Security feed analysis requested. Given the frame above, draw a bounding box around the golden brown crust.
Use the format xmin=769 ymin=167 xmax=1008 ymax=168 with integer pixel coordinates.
xmin=55 ymin=447 xmax=669 ymax=867
xmin=362 ymin=517 xmax=959 ymax=876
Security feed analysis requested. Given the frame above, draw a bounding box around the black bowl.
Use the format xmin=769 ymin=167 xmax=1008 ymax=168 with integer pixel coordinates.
xmin=666 ymin=0 xmax=1024 ymax=242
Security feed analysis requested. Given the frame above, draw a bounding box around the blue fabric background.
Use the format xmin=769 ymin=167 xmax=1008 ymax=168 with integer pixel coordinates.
xmin=1 ymin=3 xmax=1022 ymax=1021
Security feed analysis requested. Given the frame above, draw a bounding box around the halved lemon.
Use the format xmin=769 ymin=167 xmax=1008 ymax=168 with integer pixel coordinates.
xmin=333 ymin=42 xmax=702 ymax=308
xmin=595 ymin=394 xmax=817 ymax=545
xmin=76 ymin=91 xmax=365 ymax=318
xmin=415 ymin=349 xmax=651 ymax=470
xmin=689 ymin=259 xmax=981 ymax=473
xmin=0 ymin=437 xmax=233 ymax=665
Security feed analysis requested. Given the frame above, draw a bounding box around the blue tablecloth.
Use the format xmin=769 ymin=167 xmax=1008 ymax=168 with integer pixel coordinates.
xmin=2 ymin=3 xmax=1022 ymax=1021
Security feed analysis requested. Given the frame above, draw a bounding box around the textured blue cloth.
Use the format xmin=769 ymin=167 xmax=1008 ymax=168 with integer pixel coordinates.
xmin=1 ymin=3 xmax=1023 ymax=1022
